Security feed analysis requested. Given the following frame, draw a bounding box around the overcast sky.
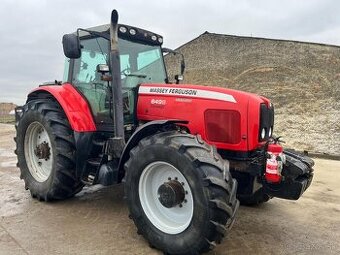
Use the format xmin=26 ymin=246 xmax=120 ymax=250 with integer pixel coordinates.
xmin=1 ymin=0 xmax=340 ymax=104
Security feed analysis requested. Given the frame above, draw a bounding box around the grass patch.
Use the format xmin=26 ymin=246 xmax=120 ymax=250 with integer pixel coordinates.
xmin=0 ymin=115 xmax=15 ymax=124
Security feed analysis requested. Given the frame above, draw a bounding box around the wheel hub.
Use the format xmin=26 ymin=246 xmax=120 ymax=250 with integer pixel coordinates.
xmin=139 ymin=161 xmax=194 ymax=234
xmin=24 ymin=121 xmax=53 ymax=182
xmin=157 ymin=180 xmax=185 ymax=208
xmin=34 ymin=141 xmax=51 ymax=160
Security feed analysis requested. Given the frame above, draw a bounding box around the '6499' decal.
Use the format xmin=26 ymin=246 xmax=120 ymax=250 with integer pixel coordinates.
xmin=150 ymin=99 xmax=166 ymax=105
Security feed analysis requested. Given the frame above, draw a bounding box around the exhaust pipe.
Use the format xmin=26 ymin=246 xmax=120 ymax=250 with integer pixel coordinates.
xmin=110 ymin=10 xmax=125 ymax=140
xmin=108 ymin=10 xmax=125 ymax=157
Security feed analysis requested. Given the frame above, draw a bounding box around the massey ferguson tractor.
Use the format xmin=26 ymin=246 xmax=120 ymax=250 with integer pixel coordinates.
xmin=14 ymin=10 xmax=314 ymax=255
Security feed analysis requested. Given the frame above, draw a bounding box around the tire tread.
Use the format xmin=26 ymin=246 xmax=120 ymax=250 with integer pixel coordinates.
xmin=125 ymin=130 xmax=239 ymax=255
xmin=15 ymin=99 xmax=83 ymax=201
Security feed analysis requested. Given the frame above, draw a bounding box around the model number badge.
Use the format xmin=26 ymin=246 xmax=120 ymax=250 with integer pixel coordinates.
xmin=151 ymin=99 xmax=166 ymax=105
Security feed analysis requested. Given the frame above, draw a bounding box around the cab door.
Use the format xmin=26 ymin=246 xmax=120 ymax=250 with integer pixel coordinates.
xmin=70 ymin=37 xmax=113 ymax=130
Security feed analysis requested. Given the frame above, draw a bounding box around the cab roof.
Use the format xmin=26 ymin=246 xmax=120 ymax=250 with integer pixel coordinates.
xmin=77 ymin=23 xmax=163 ymax=46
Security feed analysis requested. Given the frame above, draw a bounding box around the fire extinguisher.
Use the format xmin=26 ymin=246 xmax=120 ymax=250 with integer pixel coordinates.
xmin=265 ymin=143 xmax=285 ymax=183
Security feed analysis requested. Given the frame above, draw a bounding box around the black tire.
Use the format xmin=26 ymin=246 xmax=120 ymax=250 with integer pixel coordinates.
xmin=237 ymin=188 xmax=271 ymax=206
xmin=125 ymin=131 xmax=239 ymax=255
xmin=15 ymin=99 xmax=83 ymax=201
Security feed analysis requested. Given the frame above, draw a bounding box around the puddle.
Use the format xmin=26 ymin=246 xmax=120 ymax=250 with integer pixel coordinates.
xmin=0 ymin=194 xmax=29 ymax=217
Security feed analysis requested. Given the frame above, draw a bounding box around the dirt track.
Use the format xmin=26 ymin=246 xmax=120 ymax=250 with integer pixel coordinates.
xmin=0 ymin=123 xmax=339 ymax=255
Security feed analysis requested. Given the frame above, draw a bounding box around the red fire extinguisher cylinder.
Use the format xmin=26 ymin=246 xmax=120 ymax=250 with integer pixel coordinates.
xmin=265 ymin=143 xmax=284 ymax=183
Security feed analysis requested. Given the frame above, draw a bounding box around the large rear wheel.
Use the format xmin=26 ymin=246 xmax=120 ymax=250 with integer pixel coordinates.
xmin=15 ymin=99 xmax=83 ymax=201
xmin=125 ymin=131 xmax=239 ymax=255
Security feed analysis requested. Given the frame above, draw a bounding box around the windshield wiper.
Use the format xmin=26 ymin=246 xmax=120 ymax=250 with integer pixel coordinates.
xmin=77 ymin=28 xmax=110 ymax=40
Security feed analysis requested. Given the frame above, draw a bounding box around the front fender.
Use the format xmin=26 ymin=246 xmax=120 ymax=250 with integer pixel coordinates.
xmin=117 ymin=119 xmax=188 ymax=181
xmin=27 ymin=83 xmax=96 ymax=132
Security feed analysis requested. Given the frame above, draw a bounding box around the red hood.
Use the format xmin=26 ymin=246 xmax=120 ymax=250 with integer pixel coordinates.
xmin=137 ymin=83 xmax=271 ymax=152
xmin=139 ymin=83 xmax=270 ymax=107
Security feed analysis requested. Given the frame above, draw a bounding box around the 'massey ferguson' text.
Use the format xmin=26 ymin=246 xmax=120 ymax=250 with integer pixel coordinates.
xmin=149 ymin=88 xmax=197 ymax=95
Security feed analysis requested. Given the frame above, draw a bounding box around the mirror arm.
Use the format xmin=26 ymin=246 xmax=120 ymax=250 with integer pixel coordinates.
xmin=162 ymin=47 xmax=176 ymax=54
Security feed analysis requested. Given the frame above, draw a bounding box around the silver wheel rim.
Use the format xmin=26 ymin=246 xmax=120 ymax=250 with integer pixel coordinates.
xmin=138 ymin=161 xmax=194 ymax=235
xmin=24 ymin=121 xmax=53 ymax=182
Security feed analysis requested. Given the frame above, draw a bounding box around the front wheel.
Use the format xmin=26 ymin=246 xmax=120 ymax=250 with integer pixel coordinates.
xmin=125 ymin=131 xmax=239 ymax=255
xmin=15 ymin=99 xmax=83 ymax=201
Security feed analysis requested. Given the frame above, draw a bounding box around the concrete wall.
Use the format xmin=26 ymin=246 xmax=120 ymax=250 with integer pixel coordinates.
xmin=165 ymin=32 xmax=340 ymax=154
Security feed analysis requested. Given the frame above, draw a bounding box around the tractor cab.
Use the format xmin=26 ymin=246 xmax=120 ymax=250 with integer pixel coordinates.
xmin=63 ymin=24 xmax=168 ymax=132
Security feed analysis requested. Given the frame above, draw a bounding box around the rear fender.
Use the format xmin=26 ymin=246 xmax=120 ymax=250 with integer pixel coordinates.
xmin=27 ymin=83 xmax=96 ymax=132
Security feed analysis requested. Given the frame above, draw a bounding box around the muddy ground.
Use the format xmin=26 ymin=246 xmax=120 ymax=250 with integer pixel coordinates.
xmin=0 ymin=123 xmax=339 ymax=255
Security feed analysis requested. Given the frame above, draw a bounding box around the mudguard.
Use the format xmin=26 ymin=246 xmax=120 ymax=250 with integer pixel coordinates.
xmin=117 ymin=119 xmax=188 ymax=181
xmin=27 ymin=83 xmax=96 ymax=132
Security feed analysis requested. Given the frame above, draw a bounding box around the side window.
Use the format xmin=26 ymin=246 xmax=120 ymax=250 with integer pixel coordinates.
xmin=74 ymin=50 xmax=107 ymax=83
xmin=63 ymin=58 xmax=70 ymax=82
xmin=72 ymin=37 xmax=109 ymax=84
xmin=120 ymin=54 xmax=130 ymax=78
xmin=72 ymin=37 xmax=112 ymax=125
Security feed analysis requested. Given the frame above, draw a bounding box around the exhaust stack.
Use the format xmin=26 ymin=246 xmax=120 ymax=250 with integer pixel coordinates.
xmin=110 ymin=10 xmax=125 ymax=141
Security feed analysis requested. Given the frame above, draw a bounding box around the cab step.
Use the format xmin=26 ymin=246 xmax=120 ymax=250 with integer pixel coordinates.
xmin=87 ymin=158 xmax=101 ymax=167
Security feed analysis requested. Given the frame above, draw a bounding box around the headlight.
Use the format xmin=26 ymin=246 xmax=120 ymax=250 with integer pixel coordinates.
xmin=261 ymin=128 xmax=266 ymax=139
xmin=158 ymin=37 xmax=163 ymax=43
xmin=151 ymin=35 xmax=157 ymax=41
xmin=129 ymin=28 xmax=136 ymax=35
xmin=259 ymin=103 xmax=274 ymax=141
xmin=119 ymin=26 xmax=127 ymax=33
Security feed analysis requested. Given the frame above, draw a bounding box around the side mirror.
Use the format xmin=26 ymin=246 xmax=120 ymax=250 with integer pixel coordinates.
xmin=97 ymin=64 xmax=110 ymax=73
xmin=162 ymin=47 xmax=186 ymax=83
xmin=180 ymin=59 xmax=185 ymax=76
xmin=62 ymin=34 xmax=81 ymax=59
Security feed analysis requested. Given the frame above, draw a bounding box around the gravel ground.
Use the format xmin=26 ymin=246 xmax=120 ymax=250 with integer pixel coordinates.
xmin=0 ymin=124 xmax=339 ymax=255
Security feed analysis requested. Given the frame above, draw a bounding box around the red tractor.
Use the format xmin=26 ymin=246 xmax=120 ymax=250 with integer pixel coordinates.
xmin=14 ymin=10 xmax=314 ymax=255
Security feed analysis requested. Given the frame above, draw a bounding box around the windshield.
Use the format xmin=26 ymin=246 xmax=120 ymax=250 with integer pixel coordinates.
xmin=70 ymin=36 xmax=167 ymax=87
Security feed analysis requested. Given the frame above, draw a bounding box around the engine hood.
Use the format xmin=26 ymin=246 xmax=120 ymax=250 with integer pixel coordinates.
xmin=138 ymin=83 xmax=271 ymax=107
xmin=137 ymin=83 xmax=272 ymax=152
